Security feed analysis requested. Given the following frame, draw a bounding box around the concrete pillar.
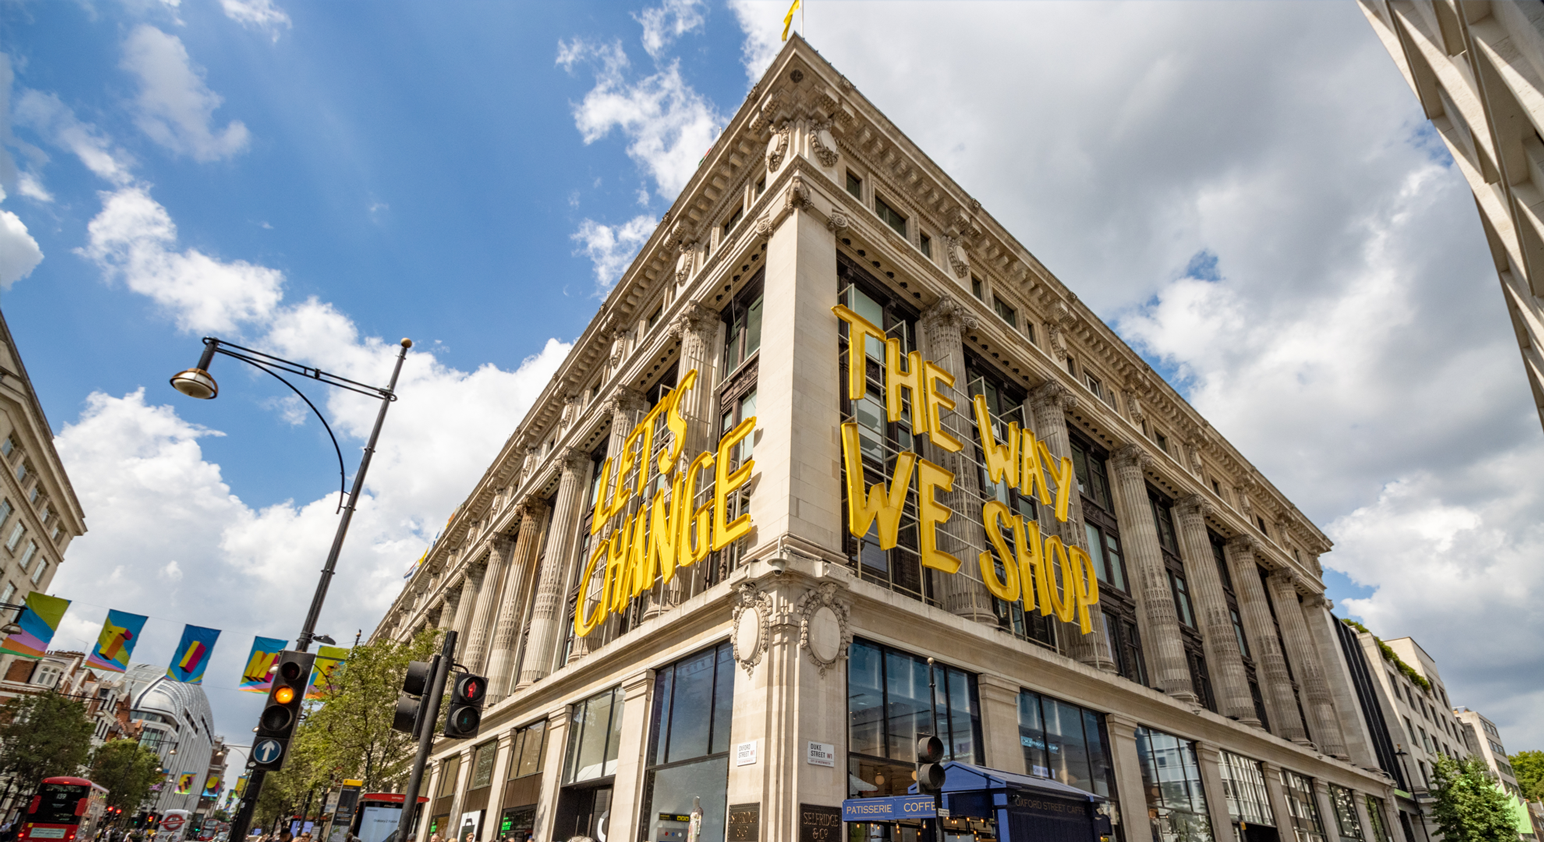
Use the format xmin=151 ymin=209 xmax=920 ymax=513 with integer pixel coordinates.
xmin=483 ymin=729 xmax=517 ymax=835
xmin=1225 ymin=537 xmax=1307 ymax=742
xmin=1109 ymin=444 xmax=1195 ymax=702
xmin=450 ymin=558 xmax=487 ymax=645
xmin=1313 ymin=780 xmax=1341 ymax=842
xmin=464 ymin=536 xmax=515 ymax=673
xmin=518 ymin=449 xmax=593 ymax=687
xmin=438 ymin=590 xmax=459 ymax=632
xmin=1105 ymin=713 xmax=1154 ymax=842
xmin=446 ymin=747 xmax=473 ymax=836
xmin=747 ymin=201 xmax=842 ymax=555
xmin=486 ymin=501 xmax=549 ymax=702
xmin=1195 ymin=742 xmax=1236 ymax=842
xmin=1268 ymin=571 xmax=1348 ymax=759
xmin=1027 ymin=381 xmax=1116 ymax=671
xmin=1174 ymin=496 xmax=1255 ymax=723
xmin=602 ymin=670 xmax=654 ymax=842
xmin=977 ymin=674 xmax=1025 ymax=773
xmin=1303 ymin=594 xmax=1380 ymax=768
xmin=919 ymin=294 xmax=994 ymax=623
xmin=1352 ymin=787 xmax=1377 ymax=842
xmin=1262 ymin=762 xmax=1294 ymax=838
xmin=667 ymin=301 xmax=722 ymax=464
xmin=531 ymin=704 xmax=569 ymax=842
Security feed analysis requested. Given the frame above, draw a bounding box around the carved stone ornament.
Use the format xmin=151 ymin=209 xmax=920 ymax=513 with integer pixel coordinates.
xmin=811 ymin=123 xmax=840 ymax=167
xmin=786 ymin=173 xmax=812 ymax=212
xmin=1111 ymin=443 xmax=1154 ymax=474
xmin=754 ymin=214 xmax=773 ymax=237
xmin=1030 ymin=379 xmax=1078 ymax=415
xmin=826 ymin=211 xmax=850 ymax=233
xmin=766 ymin=125 xmax=790 ymax=173
xmin=731 ymin=582 xmax=772 ymax=676
xmin=675 ymin=246 xmax=696 ymax=284
xmin=920 ymin=293 xmax=979 ymax=335
xmin=796 ymin=583 xmax=852 ymax=677
xmin=944 ymin=235 xmax=970 ymax=278
xmin=1174 ymin=494 xmax=1213 ymax=524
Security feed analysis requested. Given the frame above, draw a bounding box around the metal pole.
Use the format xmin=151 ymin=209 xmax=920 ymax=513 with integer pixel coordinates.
xmin=397 ymin=632 xmax=456 ymax=842
xmin=926 ymin=657 xmax=940 ymax=842
xmin=297 ymin=340 xmax=410 ymax=653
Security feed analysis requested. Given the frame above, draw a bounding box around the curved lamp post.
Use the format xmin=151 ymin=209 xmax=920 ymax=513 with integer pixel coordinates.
xmin=170 ymin=335 xmax=410 ymax=842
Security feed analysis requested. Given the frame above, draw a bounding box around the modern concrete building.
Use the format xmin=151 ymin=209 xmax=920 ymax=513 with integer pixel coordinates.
xmin=0 ymin=310 xmax=86 ymax=673
xmin=125 ymin=663 xmax=223 ymax=818
xmin=372 ymin=37 xmax=1402 ymax=842
xmin=1360 ymin=0 xmax=1544 ymax=433
xmin=1454 ymin=707 xmax=1524 ymax=799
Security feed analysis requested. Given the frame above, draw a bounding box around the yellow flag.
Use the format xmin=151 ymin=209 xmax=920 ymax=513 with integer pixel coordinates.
xmin=782 ymin=0 xmax=800 ymax=41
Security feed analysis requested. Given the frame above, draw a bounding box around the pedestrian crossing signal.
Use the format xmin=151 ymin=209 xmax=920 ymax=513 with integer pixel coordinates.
xmin=442 ymin=672 xmax=486 ymax=739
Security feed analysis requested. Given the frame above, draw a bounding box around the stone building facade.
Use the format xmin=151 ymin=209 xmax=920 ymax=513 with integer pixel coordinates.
xmin=1360 ymin=0 xmax=1544 ymax=433
xmin=373 ymin=38 xmax=1401 ymax=842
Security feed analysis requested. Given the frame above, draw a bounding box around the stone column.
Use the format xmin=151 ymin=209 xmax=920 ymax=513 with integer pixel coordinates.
xmin=976 ymin=674 xmax=1025 ymax=773
xmin=667 ymin=302 xmax=722 ymax=464
xmin=1028 ymin=380 xmax=1116 ymax=671
xmin=1268 ymin=571 xmax=1348 ymax=758
xmin=486 ymin=501 xmax=550 ymax=702
xmin=1109 ymin=444 xmax=1194 ymax=702
xmin=450 ymin=558 xmax=486 ymax=643
xmin=584 ymin=390 xmax=649 ymax=637
xmin=1262 ymin=762 xmax=1294 ymax=838
xmin=1174 ymin=496 xmax=1255 ymax=723
xmin=1225 ymin=538 xmax=1307 ymax=742
xmin=517 ymin=449 xmax=593 ymax=687
xmin=437 ymin=590 xmax=459 ymax=631
xmin=1313 ymin=780 xmax=1341 ymax=842
xmin=463 ymin=536 xmax=515 ymax=673
xmin=1194 ymin=742 xmax=1235 ymax=842
xmin=1105 ymin=713 xmax=1154 ymax=842
xmin=918 ymin=295 xmax=993 ymax=623
xmin=1352 ymin=787 xmax=1377 ymax=842
xmin=1304 ymin=593 xmax=1379 ymax=768
xmin=603 ymin=671 xmax=654 ymax=842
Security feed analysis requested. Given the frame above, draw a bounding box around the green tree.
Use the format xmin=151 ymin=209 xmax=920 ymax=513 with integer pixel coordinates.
xmin=291 ymin=627 xmax=442 ymax=792
xmin=0 ymin=690 xmax=94 ymax=795
xmin=88 ymin=739 xmax=166 ymax=812
xmin=1430 ymin=755 xmax=1517 ymax=842
xmin=1512 ymin=750 xmax=1544 ymax=801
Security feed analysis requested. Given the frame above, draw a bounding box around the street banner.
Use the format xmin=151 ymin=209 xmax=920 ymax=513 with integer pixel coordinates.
xmin=166 ymin=625 xmax=220 ymax=684
xmin=177 ymin=772 xmax=196 ymax=794
xmin=86 ymin=609 xmax=148 ymax=672
xmin=238 ymin=636 xmax=288 ymax=693
xmin=202 ymin=775 xmax=221 ymax=798
xmin=306 ymin=645 xmax=348 ymax=699
xmin=234 ymin=775 xmax=248 ymax=796
xmin=0 ymin=592 xmax=70 ymax=659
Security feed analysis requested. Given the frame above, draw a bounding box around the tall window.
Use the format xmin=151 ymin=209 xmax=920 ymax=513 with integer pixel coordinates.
xmin=1363 ymin=797 xmax=1391 ymax=842
xmin=722 ymin=276 xmax=764 ymax=375
xmin=920 ymin=233 xmax=932 ymax=258
xmin=0 ymin=499 xmax=11 ymax=531
xmin=875 ymin=195 xmax=906 ymax=237
xmin=722 ymin=205 xmax=743 ymax=239
xmin=500 ymin=721 xmax=547 ymax=840
xmin=5 ymin=524 xmax=21 ymax=552
xmin=565 ymin=687 xmax=623 ymax=784
xmin=0 ymin=437 xmax=12 ymax=458
xmin=469 ymin=740 xmax=497 ymax=790
xmin=1135 ymin=726 xmax=1214 ymax=842
xmin=639 ymin=643 xmax=735 ymax=842
xmin=1330 ymin=784 xmax=1365 ymax=842
xmin=1219 ymin=751 xmax=1276 ymax=836
xmin=1071 ymin=433 xmax=1142 ymax=685
xmin=19 ymin=541 xmax=36 ymax=571
xmin=846 ymin=171 xmax=863 ymax=199
xmin=1281 ymin=770 xmax=1327 ymax=842
xmin=1018 ymin=689 xmax=1114 ymax=799
xmin=437 ymin=754 xmax=461 ymax=797
xmin=993 ymin=297 xmax=1018 ymax=329
xmin=848 ymin=639 xmax=980 ymax=798
xmin=1151 ymin=488 xmax=1213 ymax=712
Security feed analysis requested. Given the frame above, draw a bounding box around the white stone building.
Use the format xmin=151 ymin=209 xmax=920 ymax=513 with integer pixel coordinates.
xmin=372 ymin=38 xmax=1404 ymax=842
xmin=1360 ymin=0 xmax=1544 ymax=433
xmin=1454 ymin=707 xmax=1523 ymax=799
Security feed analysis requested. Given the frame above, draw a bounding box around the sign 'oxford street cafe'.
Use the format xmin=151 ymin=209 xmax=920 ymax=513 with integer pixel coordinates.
xmin=571 ymin=302 xmax=1102 ymax=640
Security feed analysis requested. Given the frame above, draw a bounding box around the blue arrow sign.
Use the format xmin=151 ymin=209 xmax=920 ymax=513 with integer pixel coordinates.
xmin=252 ymin=739 xmax=283 ymax=765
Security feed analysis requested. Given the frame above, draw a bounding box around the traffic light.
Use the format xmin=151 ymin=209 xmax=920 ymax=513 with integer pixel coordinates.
xmin=252 ymin=649 xmax=315 ymax=772
xmin=442 ymin=672 xmax=486 ymax=739
xmin=916 ymin=735 xmax=946 ymax=795
xmin=392 ymin=659 xmax=434 ymax=738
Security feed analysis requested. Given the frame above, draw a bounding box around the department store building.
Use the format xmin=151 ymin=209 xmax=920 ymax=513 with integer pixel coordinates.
xmin=373 ymin=38 xmax=1400 ymax=842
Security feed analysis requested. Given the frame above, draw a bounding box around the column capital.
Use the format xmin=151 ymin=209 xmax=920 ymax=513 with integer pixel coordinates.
xmin=1110 ymin=443 xmax=1152 ymax=473
xmin=668 ymin=301 xmax=719 ymax=339
xmin=1267 ymin=568 xmax=1299 ymax=592
xmin=485 ymin=534 xmax=516 ymax=560
xmin=1225 ymin=534 xmax=1259 ymax=556
xmin=975 ymin=673 xmax=1020 ymax=702
xmin=1103 ymin=712 xmax=1140 ymax=734
xmin=559 ymin=447 xmax=591 ymax=475
xmin=622 ymin=669 xmax=653 ymax=698
xmin=920 ymin=292 xmax=979 ymax=334
xmin=1174 ymin=493 xmax=1213 ymax=524
xmin=609 ymin=386 xmax=649 ymax=416
xmin=1030 ymin=379 xmax=1078 ymax=414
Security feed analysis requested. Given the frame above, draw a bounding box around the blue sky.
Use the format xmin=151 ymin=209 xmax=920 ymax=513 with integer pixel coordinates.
xmin=3 ymin=0 xmax=1541 ymax=768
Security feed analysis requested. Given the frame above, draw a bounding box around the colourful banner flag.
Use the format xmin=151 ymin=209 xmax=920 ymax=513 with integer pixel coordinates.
xmin=176 ymin=772 xmax=196 ymax=795
xmin=238 ymin=637 xmax=288 ymax=693
xmin=234 ymin=776 xmax=248 ymax=797
xmin=306 ymin=645 xmax=348 ymax=699
xmin=0 ymin=592 xmax=71 ymax=659
xmin=86 ymin=610 xmax=148 ymax=673
xmin=202 ymin=775 xmax=221 ymax=798
xmin=166 ymin=625 xmax=220 ymax=684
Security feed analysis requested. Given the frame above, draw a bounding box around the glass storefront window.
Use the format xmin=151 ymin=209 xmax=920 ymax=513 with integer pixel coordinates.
xmin=1330 ymin=785 xmax=1365 ymax=842
xmin=565 ymin=686 xmax=623 ymax=783
xmin=469 ymin=740 xmax=497 ymax=790
xmin=509 ymin=720 xmax=546 ymax=780
xmin=1017 ymin=690 xmax=1114 ymax=799
xmin=1281 ymin=770 xmax=1328 ymax=842
xmin=1218 ymin=751 xmax=1274 ymax=836
xmin=847 ymin=639 xmax=981 ymax=798
xmin=1363 ymin=796 xmax=1392 ymax=842
xmin=437 ymin=755 xmax=461 ymax=797
xmin=1135 ymin=726 xmax=1214 ymax=842
xmin=639 ymin=642 xmax=735 ymax=842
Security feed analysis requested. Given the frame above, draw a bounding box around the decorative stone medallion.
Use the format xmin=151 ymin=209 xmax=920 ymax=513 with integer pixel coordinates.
xmin=796 ymin=582 xmax=852 ymax=677
xmin=731 ymin=582 xmax=771 ymax=676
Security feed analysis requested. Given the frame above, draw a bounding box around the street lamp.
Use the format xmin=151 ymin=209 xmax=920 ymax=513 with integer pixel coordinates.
xmin=169 ymin=334 xmax=411 ymax=841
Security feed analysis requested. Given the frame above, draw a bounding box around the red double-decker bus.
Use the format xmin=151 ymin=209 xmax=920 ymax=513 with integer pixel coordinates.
xmin=19 ymin=777 xmax=109 ymax=842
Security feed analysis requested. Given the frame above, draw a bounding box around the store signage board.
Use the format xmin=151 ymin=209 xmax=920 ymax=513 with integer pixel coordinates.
xmin=727 ymin=804 xmax=760 ymax=842
xmin=841 ymin=795 xmax=938 ymax=822
xmin=834 ymin=305 xmax=1101 ymax=634
xmin=798 ymin=805 xmax=842 ymax=842
xmin=806 ymin=742 xmax=835 ymax=767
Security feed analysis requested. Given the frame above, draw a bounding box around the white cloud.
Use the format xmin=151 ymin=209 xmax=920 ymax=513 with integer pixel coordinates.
xmin=559 ymin=39 xmax=723 ymax=199
xmin=727 ymin=0 xmax=785 ymax=84
xmin=79 ymin=186 xmax=284 ymax=333
xmin=572 ymin=215 xmax=654 ymax=290
xmin=0 ymin=208 xmax=42 ymax=289
xmin=13 ymin=90 xmax=135 ymax=186
xmin=219 ymin=0 xmax=292 ymax=41
xmin=16 ymin=172 xmax=52 ymax=202
xmin=635 ymin=0 xmax=706 ymax=59
xmin=121 ymin=25 xmax=250 ymax=162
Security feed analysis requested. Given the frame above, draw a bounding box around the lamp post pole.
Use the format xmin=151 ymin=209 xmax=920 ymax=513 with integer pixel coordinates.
xmin=171 ymin=338 xmax=412 ymax=842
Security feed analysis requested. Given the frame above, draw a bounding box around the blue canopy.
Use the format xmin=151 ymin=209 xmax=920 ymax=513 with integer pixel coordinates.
xmin=909 ymin=761 xmax=1106 ymax=803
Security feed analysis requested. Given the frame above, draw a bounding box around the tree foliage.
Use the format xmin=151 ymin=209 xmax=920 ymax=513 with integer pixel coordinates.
xmin=1430 ymin=755 xmax=1518 ymax=842
xmin=0 ymin=690 xmax=93 ymax=793
xmin=1511 ymin=750 xmax=1544 ymax=801
xmin=88 ymin=740 xmax=166 ymax=812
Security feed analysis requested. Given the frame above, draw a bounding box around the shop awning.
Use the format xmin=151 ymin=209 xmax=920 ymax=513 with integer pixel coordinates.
xmin=916 ymin=761 xmax=1106 ymax=803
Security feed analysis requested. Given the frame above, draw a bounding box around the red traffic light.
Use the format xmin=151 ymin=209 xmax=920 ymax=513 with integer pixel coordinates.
xmin=452 ymin=674 xmax=485 ymax=703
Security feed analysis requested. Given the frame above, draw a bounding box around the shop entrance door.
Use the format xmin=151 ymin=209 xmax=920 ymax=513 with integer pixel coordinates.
xmin=1239 ymin=824 xmax=1280 ymax=842
xmin=553 ymin=785 xmax=612 ymax=841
